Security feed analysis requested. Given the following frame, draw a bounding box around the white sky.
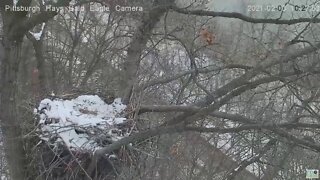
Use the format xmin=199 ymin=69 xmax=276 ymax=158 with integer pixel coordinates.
xmin=209 ymin=0 xmax=320 ymax=18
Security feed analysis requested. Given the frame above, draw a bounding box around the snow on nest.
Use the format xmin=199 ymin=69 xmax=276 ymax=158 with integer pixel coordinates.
xmin=36 ymin=95 xmax=128 ymax=151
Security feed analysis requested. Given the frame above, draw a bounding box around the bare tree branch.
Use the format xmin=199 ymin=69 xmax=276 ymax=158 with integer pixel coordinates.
xmin=226 ymin=139 xmax=277 ymax=180
xmin=171 ymin=6 xmax=320 ymax=25
xmin=120 ymin=1 xmax=174 ymax=104
xmin=138 ymin=64 xmax=252 ymax=91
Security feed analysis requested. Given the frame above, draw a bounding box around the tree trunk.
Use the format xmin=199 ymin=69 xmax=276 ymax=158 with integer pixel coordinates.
xmin=27 ymin=32 xmax=48 ymax=99
xmin=120 ymin=0 xmax=175 ymax=104
xmin=0 ymin=42 xmax=27 ymax=180
xmin=0 ymin=1 xmax=63 ymax=179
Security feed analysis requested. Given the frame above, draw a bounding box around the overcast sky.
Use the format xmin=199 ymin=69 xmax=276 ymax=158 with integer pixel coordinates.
xmin=208 ymin=0 xmax=319 ymax=19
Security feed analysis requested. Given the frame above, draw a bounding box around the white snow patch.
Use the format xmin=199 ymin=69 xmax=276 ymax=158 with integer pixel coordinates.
xmin=196 ymin=158 xmax=205 ymax=167
xmin=36 ymin=95 xmax=127 ymax=151
xmin=29 ymin=23 xmax=46 ymax=40
xmin=82 ymin=35 xmax=89 ymax=43
xmin=13 ymin=0 xmax=18 ymax=6
xmin=108 ymin=154 xmax=118 ymax=159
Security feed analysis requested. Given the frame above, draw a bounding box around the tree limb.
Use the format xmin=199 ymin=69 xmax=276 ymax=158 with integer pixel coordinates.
xmin=171 ymin=6 xmax=320 ymax=25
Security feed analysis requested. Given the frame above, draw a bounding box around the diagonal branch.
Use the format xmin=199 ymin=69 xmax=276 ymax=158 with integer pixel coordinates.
xmin=138 ymin=64 xmax=252 ymax=91
xmin=226 ymin=139 xmax=277 ymax=180
xmin=19 ymin=10 xmax=57 ymax=34
xmin=171 ymin=6 xmax=320 ymax=25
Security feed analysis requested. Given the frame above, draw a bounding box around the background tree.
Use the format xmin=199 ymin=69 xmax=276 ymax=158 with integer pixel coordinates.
xmin=2 ymin=0 xmax=320 ymax=179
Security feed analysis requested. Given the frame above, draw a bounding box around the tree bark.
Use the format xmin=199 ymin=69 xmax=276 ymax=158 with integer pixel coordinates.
xmin=0 ymin=41 xmax=27 ymax=180
xmin=0 ymin=1 xmax=60 ymax=179
xmin=27 ymin=31 xmax=48 ymax=99
xmin=0 ymin=3 xmax=29 ymax=179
